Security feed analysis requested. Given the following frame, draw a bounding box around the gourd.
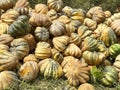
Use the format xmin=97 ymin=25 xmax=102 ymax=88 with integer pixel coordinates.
xmin=62 ymin=6 xmax=73 ymax=16
xmin=18 ymin=61 xmax=39 ymax=82
xmin=61 ymin=56 xmax=90 ymax=86
xmin=82 ymin=51 xmax=105 ymax=65
xmin=113 ymin=55 xmax=120 ymax=72
xmin=47 ymin=0 xmax=63 ymax=12
xmin=64 ymin=43 xmax=82 ymax=58
xmin=52 ymin=35 xmax=70 ymax=52
xmin=104 ymin=11 xmax=111 ymax=18
xmin=0 ymin=71 xmax=19 ymax=90
xmin=0 ymin=50 xmax=18 ymax=71
xmin=0 ymin=23 xmax=9 ymax=35
xmin=35 ymin=4 xmax=48 ymax=14
xmin=0 ymin=44 xmax=9 ymax=51
xmin=39 ymin=58 xmax=63 ymax=79
xmin=78 ymin=83 xmax=95 ymax=90
xmin=47 ymin=9 xmax=58 ymax=21
xmin=59 ymin=15 xmax=71 ymax=24
xmin=8 ymin=15 xmax=31 ymax=37
xmin=35 ymin=42 xmax=51 ymax=59
xmin=10 ymin=38 xmax=30 ymax=60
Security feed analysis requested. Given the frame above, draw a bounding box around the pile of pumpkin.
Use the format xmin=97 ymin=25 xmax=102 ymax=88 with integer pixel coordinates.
xmin=1 ymin=0 xmax=120 ymax=89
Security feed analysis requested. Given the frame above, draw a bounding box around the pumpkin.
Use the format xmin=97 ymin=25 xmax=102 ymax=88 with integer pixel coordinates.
xmin=49 ymin=20 xmax=65 ymax=36
xmin=8 ymin=15 xmax=31 ymax=37
xmin=83 ymin=18 xmax=97 ymax=30
xmin=35 ymin=42 xmax=51 ymax=59
xmin=100 ymin=66 xmax=118 ymax=86
xmin=0 ymin=34 xmax=14 ymax=45
xmin=113 ymin=55 xmax=120 ymax=72
xmin=22 ymin=34 xmax=36 ymax=52
xmin=61 ymin=56 xmax=90 ymax=86
xmin=104 ymin=13 xmax=120 ymax=26
xmin=109 ymin=44 xmax=120 ymax=59
xmin=70 ymin=33 xmax=81 ymax=46
xmin=99 ymin=26 xmax=117 ymax=47
xmin=47 ymin=9 xmax=58 ymax=21
xmin=18 ymin=61 xmax=39 ymax=82
xmin=0 ymin=50 xmax=18 ymax=71
xmin=78 ymin=83 xmax=95 ymax=90
xmin=0 ymin=23 xmax=9 ymax=35
xmin=0 ymin=71 xmax=19 ymax=90
xmin=35 ymin=4 xmax=48 ymax=14
xmin=29 ymin=13 xmax=51 ymax=27
xmin=10 ymin=38 xmax=30 ymax=60
xmin=82 ymin=51 xmax=105 ymax=65
xmin=111 ymin=19 xmax=120 ymax=36
xmin=51 ymin=48 xmax=63 ymax=64
xmin=39 ymin=58 xmax=63 ymax=79
xmin=0 ymin=0 xmax=16 ymax=10
xmin=14 ymin=7 xmax=29 ymax=15
xmin=65 ymin=20 xmax=81 ymax=36
xmin=77 ymin=25 xmax=93 ymax=40
xmin=62 ymin=6 xmax=73 ymax=16
xmin=35 ymin=27 xmax=49 ymax=41
xmin=71 ymin=9 xmax=85 ymax=22
xmin=63 ymin=85 xmax=77 ymax=90
xmin=47 ymin=0 xmax=63 ymax=12
xmin=81 ymin=37 xmax=99 ymax=52
xmin=1 ymin=9 xmax=19 ymax=25
xmin=52 ymin=35 xmax=70 ymax=52
xmin=0 ymin=44 xmax=9 ymax=51
xmin=64 ymin=43 xmax=82 ymax=58
xmin=104 ymin=11 xmax=111 ymax=18
xmin=23 ymin=54 xmax=39 ymax=63
xmin=59 ymin=15 xmax=71 ymax=24
xmin=15 ymin=0 xmax=30 ymax=8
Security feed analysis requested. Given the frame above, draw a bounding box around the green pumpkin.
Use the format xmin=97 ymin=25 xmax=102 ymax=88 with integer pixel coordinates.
xmin=0 ymin=50 xmax=18 ymax=71
xmin=82 ymin=51 xmax=105 ymax=65
xmin=8 ymin=15 xmax=31 ymax=37
xmin=100 ymin=66 xmax=118 ymax=86
xmin=109 ymin=44 xmax=120 ymax=59
xmin=39 ymin=58 xmax=63 ymax=79
xmin=10 ymin=38 xmax=30 ymax=60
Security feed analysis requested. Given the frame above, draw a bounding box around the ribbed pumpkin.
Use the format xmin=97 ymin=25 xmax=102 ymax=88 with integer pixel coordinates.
xmin=52 ymin=35 xmax=69 ymax=52
xmin=29 ymin=13 xmax=51 ymax=27
xmin=49 ymin=20 xmax=65 ymax=36
xmin=113 ymin=55 xmax=120 ymax=72
xmin=0 ymin=23 xmax=9 ymax=35
xmin=82 ymin=51 xmax=105 ymax=65
xmin=100 ymin=66 xmax=118 ymax=86
xmin=35 ymin=42 xmax=51 ymax=59
xmin=18 ymin=61 xmax=39 ymax=82
xmin=104 ymin=11 xmax=111 ymax=18
xmin=78 ymin=83 xmax=95 ymax=90
xmin=81 ymin=37 xmax=99 ymax=52
xmin=23 ymin=54 xmax=39 ymax=63
xmin=8 ymin=15 xmax=31 ymax=37
xmin=15 ymin=0 xmax=30 ymax=8
xmin=83 ymin=18 xmax=97 ymax=30
xmin=71 ymin=9 xmax=85 ymax=22
xmin=10 ymin=38 xmax=30 ymax=60
xmin=0 ymin=44 xmax=9 ymax=51
xmin=14 ymin=7 xmax=29 ymax=15
xmin=70 ymin=33 xmax=81 ymax=46
xmin=47 ymin=0 xmax=63 ymax=12
xmin=109 ymin=44 xmax=120 ymax=59
xmin=0 ymin=34 xmax=14 ymax=45
xmin=61 ymin=56 xmax=90 ymax=86
xmin=47 ymin=9 xmax=58 ymax=21
xmin=0 ymin=0 xmax=16 ymax=10
xmin=77 ymin=25 xmax=93 ymax=40
xmin=64 ymin=43 xmax=82 ymax=58
xmin=21 ymin=34 xmax=36 ymax=52
xmin=1 ymin=9 xmax=19 ymax=25
xmin=59 ymin=15 xmax=70 ymax=24
xmin=0 ymin=50 xmax=18 ymax=71
xmin=51 ymin=48 xmax=63 ymax=64
xmin=39 ymin=58 xmax=63 ymax=79
xmin=99 ymin=26 xmax=117 ymax=47
xmin=62 ymin=6 xmax=73 ymax=16
xmin=35 ymin=4 xmax=48 ymax=14
xmin=111 ymin=19 xmax=120 ymax=36
xmin=0 ymin=71 xmax=19 ymax=90
xmin=35 ymin=27 xmax=49 ymax=42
